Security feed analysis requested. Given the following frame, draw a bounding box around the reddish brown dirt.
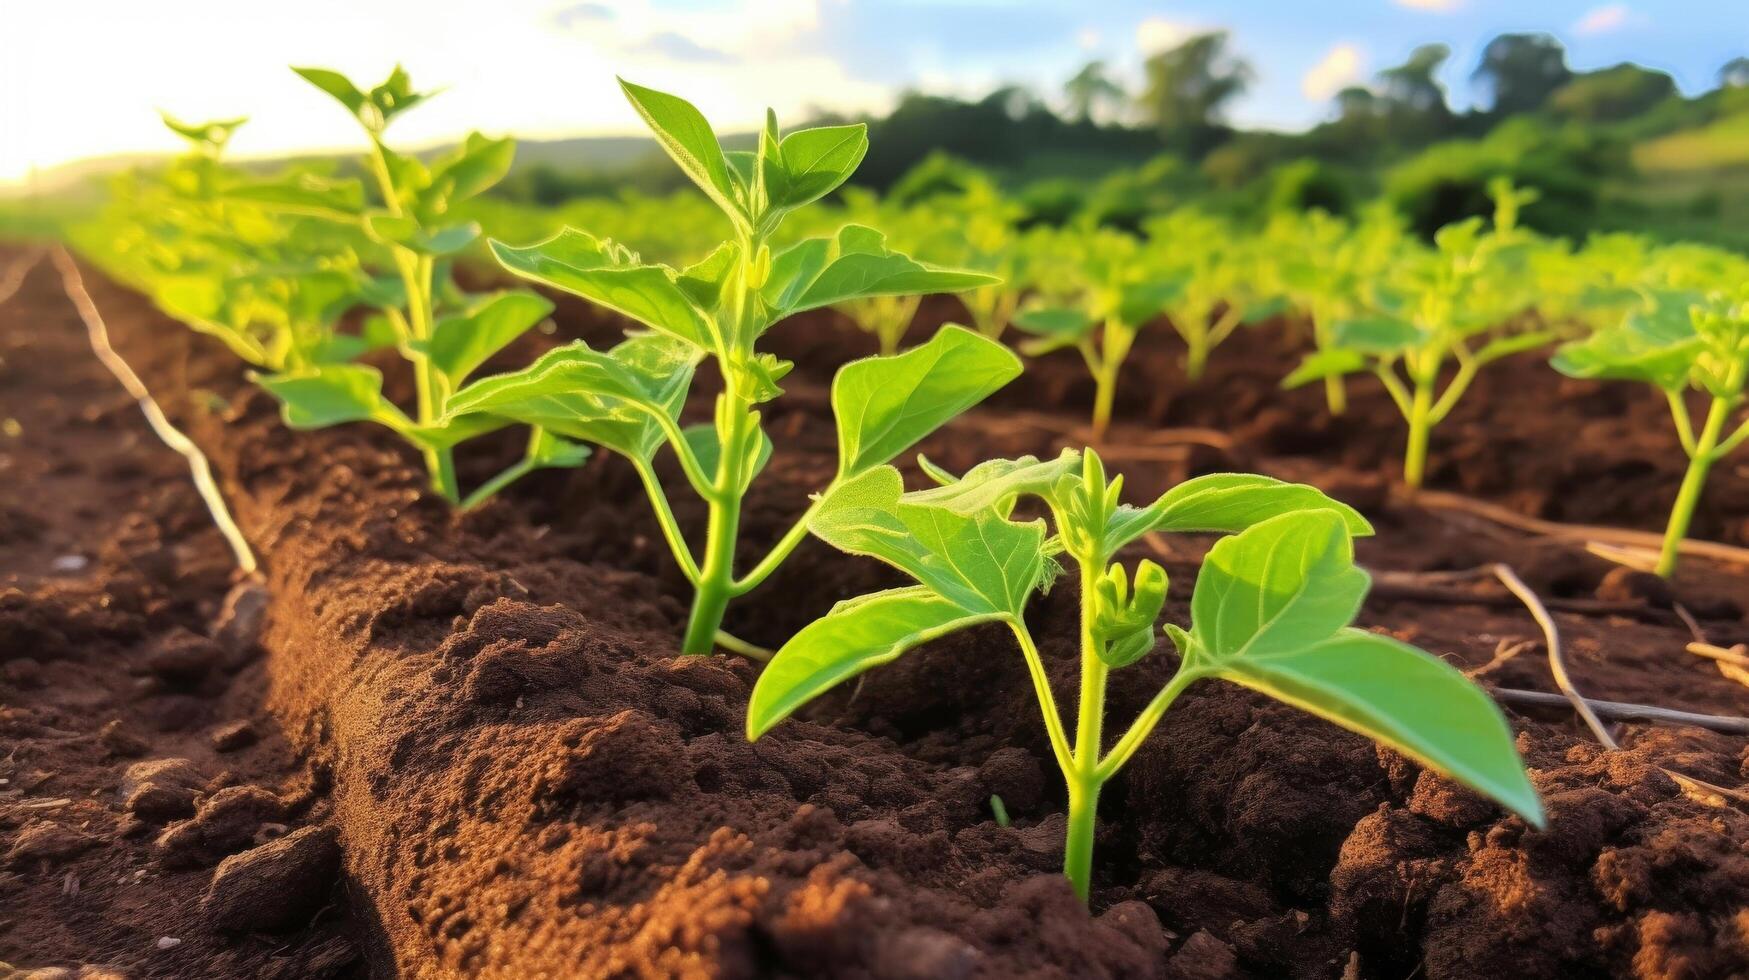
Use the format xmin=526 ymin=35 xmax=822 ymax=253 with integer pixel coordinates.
xmin=0 ymin=251 xmax=360 ymax=979
xmin=4 ymin=245 xmax=1748 ymax=978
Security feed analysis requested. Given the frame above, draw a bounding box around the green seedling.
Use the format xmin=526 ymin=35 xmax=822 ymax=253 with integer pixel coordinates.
xmin=1284 ymin=182 xmax=1551 ymax=487
xmin=1271 ymin=206 xmax=1407 ymax=415
xmin=1144 ymin=210 xmax=1287 ymax=380
xmin=1554 ymin=285 xmax=1749 ymax=577
xmin=452 ymin=81 xmax=1004 ymax=655
xmin=249 ymin=65 xmax=583 ymax=506
xmin=103 ymin=116 xmax=386 ymax=375
xmin=748 ymin=449 xmax=1543 ymax=902
xmin=1013 ymin=230 xmax=1182 ymax=440
xmin=115 ymin=71 xmax=582 ymax=508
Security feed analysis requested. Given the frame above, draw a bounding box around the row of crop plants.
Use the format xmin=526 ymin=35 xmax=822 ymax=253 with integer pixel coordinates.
xmin=78 ymin=67 xmax=1748 ymax=901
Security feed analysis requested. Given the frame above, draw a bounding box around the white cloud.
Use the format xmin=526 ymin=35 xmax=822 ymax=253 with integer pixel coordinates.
xmin=1076 ymin=27 xmax=1102 ymax=52
xmin=1301 ymin=43 xmax=1365 ymax=101
xmin=1392 ymin=0 xmax=1463 ymax=11
xmin=1573 ymin=3 xmax=1631 ymax=35
xmin=1136 ymin=17 xmax=1199 ymax=54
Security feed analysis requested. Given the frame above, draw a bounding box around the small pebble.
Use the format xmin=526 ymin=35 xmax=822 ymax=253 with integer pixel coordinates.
xmin=99 ymin=720 xmax=149 ymax=758
xmin=209 ymin=720 xmax=258 ymax=753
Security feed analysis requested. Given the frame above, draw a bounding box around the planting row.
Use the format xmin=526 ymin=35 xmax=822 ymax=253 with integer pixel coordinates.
xmin=73 ymin=67 xmax=1744 ymax=901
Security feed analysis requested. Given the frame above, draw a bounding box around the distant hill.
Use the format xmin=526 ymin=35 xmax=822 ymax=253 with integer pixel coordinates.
xmin=1 ymin=130 xmax=762 ymax=200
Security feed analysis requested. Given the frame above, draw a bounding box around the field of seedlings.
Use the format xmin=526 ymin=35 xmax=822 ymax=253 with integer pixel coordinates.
xmin=3 ymin=64 xmax=1749 ymax=980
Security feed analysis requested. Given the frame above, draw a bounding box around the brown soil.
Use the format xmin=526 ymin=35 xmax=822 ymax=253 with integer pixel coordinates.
xmin=3 ymin=246 xmax=1748 ymax=979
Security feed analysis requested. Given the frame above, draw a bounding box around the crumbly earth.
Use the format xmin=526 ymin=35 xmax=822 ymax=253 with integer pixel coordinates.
xmin=2 ymin=245 xmax=1746 ymax=978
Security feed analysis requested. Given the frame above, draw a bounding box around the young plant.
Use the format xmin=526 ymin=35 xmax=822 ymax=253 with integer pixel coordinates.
xmin=99 ymin=116 xmax=386 ymax=375
xmin=1013 ymin=229 xmax=1181 ymax=440
xmin=747 ymin=449 xmax=1543 ymax=902
xmin=447 ymin=81 xmax=1005 ymax=655
xmin=1143 ymin=209 xmax=1286 ymax=380
xmin=1271 ymin=205 xmax=1406 ymax=415
xmin=938 ymin=183 xmax=1032 ymax=341
xmin=1553 ymin=285 xmax=1749 ymax=577
xmin=1284 ymin=182 xmax=1551 ymax=487
xmin=110 ymin=71 xmax=581 ymax=508
xmin=251 ymin=65 xmax=585 ymax=506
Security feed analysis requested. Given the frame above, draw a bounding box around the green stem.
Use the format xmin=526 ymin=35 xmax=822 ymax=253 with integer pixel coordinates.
xmin=683 ymin=443 xmax=744 ymax=654
xmin=1666 ymin=389 xmax=1699 ymax=457
xmin=366 ymin=140 xmax=457 ymax=502
xmin=1091 ymin=366 xmax=1118 ymax=442
xmin=1089 ymin=321 xmax=1134 ymax=442
xmin=733 ymin=493 xmax=828 ymax=595
xmin=631 ymin=457 xmax=701 ymax=585
xmin=1063 ymin=778 xmax=1101 ymax=904
xmin=1324 ymin=374 xmax=1348 ymax=416
xmin=1095 ymin=667 xmax=1203 ymax=782
xmin=1403 ymin=376 xmax=1436 ymax=489
xmin=712 ymin=629 xmax=772 ymax=661
xmin=1184 ymin=332 xmax=1210 ymax=380
xmin=1008 ymin=622 xmax=1075 ymax=776
xmin=460 ymin=455 xmax=534 ymax=510
xmin=1655 ymin=395 xmax=1730 ymax=578
xmin=1311 ymin=310 xmax=1346 ymax=415
xmin=1063 ymin=561 xmax=1110 ymax=903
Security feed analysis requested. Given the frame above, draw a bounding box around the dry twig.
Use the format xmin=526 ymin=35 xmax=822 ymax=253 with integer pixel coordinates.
xmin=52 ymin=246 xmax=258 ymax=575
xmin=1493 ymin=563 xmax=1618 ymax=749
xmin=1415 ymin=488 xmax=1749 ymax=569
xmin=1491 ymin=690 xmax=1749 ymax=735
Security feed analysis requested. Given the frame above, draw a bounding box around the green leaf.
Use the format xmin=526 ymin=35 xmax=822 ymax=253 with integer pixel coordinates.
xmin=831 ymin=325 xmax=1021 ymax=477
xmin=404 ymin=412 xmax=512 ymax=451
xmin=1283 ymin=349 xmax=1368 ymax=388
xmin=161 ymin=113 xmax=247 ymax=148
xmin=254 ymin=364 xmax=411 ymax=431
xmin=292 ymin=67 xmax=367 ymax=117
xmin=365 ymin=213 xmax=479 ymax=255
xmin=763 ymin=124 xmax=869 ymax=214
xmin=905 ymin=451 xmax=1081 ymax=518
xmin=1212 ymin=627 xmax=1544 ymax=826
xmin=415 ymin=291 xmax=554 ymax=386
xmin=1551 ymin=300 xmax=1702 ymax=391
xmin=1118 ymin=278 xmax=1185 ymax=326
xmin=528 ymin=428 xmax=592 ymax=468
xmin=426 ymin=132 xmax=515 ymax=206
xmin=746 ymin=586 xmax=998 ymax=739
xmin=1012 ymin=306 xmax=1097 ymax=355
xmin=1187 ymin=510 xmax=1369 ymax=662
xmin=1106 ymin=473 xmax=1372 ymax=554
xmin=1333 ymin=316 xmax=1422 ymax=354
xmin=773 ymin=226 xmax=998 ymax=317
xmin=490 ymin=230 xmax=712 ymax=349
xmin=676 ymin=242 xmax=739 ymax=310
xmin=683 ymin=422 xmax=773 ymax=493
xmin=223 ymin=173 xmax=365 ymax=219
xmin=811 ymin=467 xmax=1048 ymax=616
xmin=444 ymin=334 xmax=699 ymax=460
xmin=1012 ymin=307 xmax=1097 ymax=338
xmin=618 ymin=79 xmax=742 ymax=223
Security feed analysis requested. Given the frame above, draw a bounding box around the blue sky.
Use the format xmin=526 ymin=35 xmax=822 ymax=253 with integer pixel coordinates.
xmin=3 ymin=0 xmax=1746 ymax=182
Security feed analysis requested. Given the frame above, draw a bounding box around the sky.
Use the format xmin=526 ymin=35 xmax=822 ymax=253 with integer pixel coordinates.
xmin=3 ymin=0 xmax=1746 ymax=184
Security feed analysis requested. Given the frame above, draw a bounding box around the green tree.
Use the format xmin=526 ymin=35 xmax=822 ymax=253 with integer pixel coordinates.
xmin=1379 ymin=44 xmax=1452 ymax=117
xmin=1718 ymin=56 xmax=1749 ymax=89
xmin=1138 ymin=31 xmax=1253 ymax=142
xmin=1550 ymin=64 xmax=1676 ymax=122
xmin=1472 ymin=33 xmax=1572 ymax=115
xmin=1065 ymin=60 xmax=1126 ymax=122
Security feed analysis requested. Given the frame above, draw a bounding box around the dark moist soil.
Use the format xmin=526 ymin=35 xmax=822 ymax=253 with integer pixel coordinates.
xmin=4 ymin=246 xmax=1748 ymax=979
